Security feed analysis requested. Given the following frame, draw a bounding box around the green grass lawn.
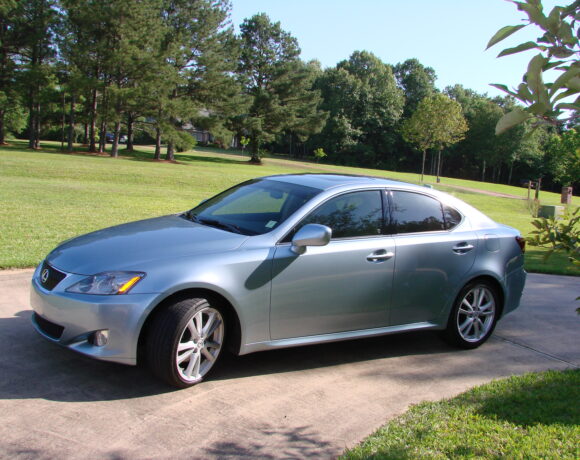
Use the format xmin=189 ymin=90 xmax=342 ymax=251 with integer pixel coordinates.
xmin=342 ymin=369 xmax=580 ymax=460
xmin=0 ymin=139 xmax=577 ymax=275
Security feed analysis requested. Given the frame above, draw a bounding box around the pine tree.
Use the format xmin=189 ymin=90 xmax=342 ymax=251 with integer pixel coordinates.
xmin=238 ymin=13 xmax=325 ymax=163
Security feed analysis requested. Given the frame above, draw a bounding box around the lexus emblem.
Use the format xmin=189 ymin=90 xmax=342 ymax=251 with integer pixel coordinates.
xmin=41 ymin=268 xmax=50 ymax=284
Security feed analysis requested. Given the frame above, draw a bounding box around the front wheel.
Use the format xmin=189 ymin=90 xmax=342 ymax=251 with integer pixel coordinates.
xmin=146 ymin=297 xmax=225 ymax=388
xmin=444 ymin=281 xmax=499 ymax=349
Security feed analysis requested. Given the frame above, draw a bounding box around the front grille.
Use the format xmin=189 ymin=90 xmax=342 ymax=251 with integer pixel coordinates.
xmin=33 ymin=313 xmax=64 ymax=340
xmin=39 ymin=261 xmax=67 ymax=291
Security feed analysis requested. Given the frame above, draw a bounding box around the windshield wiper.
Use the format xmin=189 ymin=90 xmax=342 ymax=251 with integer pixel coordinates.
xmin=197 ymin=217 xmax=244 ymax=235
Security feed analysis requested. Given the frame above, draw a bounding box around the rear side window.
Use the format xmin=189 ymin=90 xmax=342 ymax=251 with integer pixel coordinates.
xmin=300 ymin=190 xmax=383 ymax=239
xmin=390 ymin=191 xmax=445 ymax=234
xmin=443 ymin=205 xmax=462 ymax=230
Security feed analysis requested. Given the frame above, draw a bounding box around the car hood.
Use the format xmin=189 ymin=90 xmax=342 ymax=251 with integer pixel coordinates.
xmin=46 ymin=215 xmax=249 ymax=274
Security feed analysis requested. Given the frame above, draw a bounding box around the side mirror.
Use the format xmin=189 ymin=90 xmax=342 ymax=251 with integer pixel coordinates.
xmin=291 ymin=224 xmax=331 ymax=254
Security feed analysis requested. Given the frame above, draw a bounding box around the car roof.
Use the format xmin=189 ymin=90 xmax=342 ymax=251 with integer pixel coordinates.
xmin=265 ymin=173 xmax=424 ymax=191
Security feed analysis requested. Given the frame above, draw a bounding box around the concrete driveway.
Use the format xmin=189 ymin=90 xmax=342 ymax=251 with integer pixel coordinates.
xmin=0 ymin=270 xmax=577 ymax=459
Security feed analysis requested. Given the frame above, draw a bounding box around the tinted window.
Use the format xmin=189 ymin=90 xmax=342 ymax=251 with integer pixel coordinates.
xmin=300 ymin=191 xmax=383 ymax=239
xmin=390 ymin=191 xmax=445 ymax=233
xmin=443 ymin=205 xmax=462 ymax=230
xmin=189 ymin=179 xmax=320 ymax=235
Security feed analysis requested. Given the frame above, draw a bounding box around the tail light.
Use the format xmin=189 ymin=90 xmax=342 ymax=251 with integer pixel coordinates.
xmin=515 ymin=236 xmax=526 ymax=253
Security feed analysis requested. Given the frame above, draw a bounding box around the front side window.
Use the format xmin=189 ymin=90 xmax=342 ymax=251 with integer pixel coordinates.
xmin=187 ymin=179 xmax=320 ymax=235
xmin=298 ymin=190 xmax=383 ymax=239
xmin=390 ymin=191 xmax=445 ymax=234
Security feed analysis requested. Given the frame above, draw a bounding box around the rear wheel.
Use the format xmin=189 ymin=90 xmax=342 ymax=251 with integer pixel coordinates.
xmin=146 ymin=297 xmax=225 ymax=388
xmin=444 ymin=281 xmax=499 ymax=349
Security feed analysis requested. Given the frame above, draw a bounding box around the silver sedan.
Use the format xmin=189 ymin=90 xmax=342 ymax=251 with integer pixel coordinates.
xmin=30 ymin=174 xmax=527 ymax=387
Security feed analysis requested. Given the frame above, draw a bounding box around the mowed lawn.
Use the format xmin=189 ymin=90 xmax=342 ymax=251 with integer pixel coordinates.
xmin=0 ymin=140 xmax=577 ymax=275
xmin=343 ymin=369 xmax=580 ymax=459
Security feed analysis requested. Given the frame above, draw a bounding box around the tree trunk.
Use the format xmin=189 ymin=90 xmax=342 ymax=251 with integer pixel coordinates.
xmin=166 ymin=141 xmax=175 ymax=161
xmin=481 ymin=160 xmax=486 ymax=182
xmin=28 ymin=92 xmax=36 ymax=149
xmin=67 ymin=94 xmax=75 ymax=152
xmin=420 ymin=149 xmax=426 ymax=182
xmin=0 ymin=110 xmax=5 ymax=145
xmin=154 ymin=127 xmax=161 ymax=160
xmin=111 ymin=121 xmax=121 ymax=157
xmin=60 ymin=92 xmax=66 ymax=150
xmin=88 ymin=88 xmax=98 ymax=152
xmin=34 ymin=100 xmax=41 ymax=149
xmin=508 ymin=162 xmax=514 ymax=185
xmin=436 ymin=149 xmax=442 ymax=183
xmin=127 ymin=114 xmax=134 ymax=151
xmin=249 ymin=136 xmax=261 ymax=164
xmin=83 ymin=122 xmax=88 ymax=145
xmin=98 ymin=120 xmax=106 ymax=153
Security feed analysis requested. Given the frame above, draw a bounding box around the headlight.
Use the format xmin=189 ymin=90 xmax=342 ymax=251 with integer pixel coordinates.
xmin=66 ymin=271 xmax=145 ymax=295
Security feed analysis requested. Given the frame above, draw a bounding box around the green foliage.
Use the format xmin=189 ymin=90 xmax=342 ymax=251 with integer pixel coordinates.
xmin=313 ymin=147 xmax=326 ymax=162
xmin=394 ymin=58 xmax=437 ymax=118
xmin=544 ymin=128 xmax=580 ymax=186
xmin=402 ymin=94 xmax=468 ymax=152
xmin=343 ymin=370 xmax=580 ymax=460
xmin=528 ymin=206 xmax=579 ymax=265
xmin=487 ymin=0 xmax=579 ymax=133
xmin=237 ymin=13 xmax=325 ymax=163
xmin=402 ymin=93 xmax=468 ymax=180
xmin=313 ymin=51 xmax=404 ymax=167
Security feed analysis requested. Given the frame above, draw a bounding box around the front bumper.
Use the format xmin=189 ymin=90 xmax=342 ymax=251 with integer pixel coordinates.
xmin=30 ymin=266 xmax=160 ymax=365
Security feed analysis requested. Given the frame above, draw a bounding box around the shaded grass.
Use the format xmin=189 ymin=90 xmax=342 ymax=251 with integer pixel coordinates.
xmin=0 ymin=139 xmax=577 ymax=274
xmin=342 ymin=369 xmax=580 ymax=460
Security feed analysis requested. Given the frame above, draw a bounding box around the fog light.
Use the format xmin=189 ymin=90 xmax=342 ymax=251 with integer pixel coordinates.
xmin=91 ymin=330 xmax=109 ymax=347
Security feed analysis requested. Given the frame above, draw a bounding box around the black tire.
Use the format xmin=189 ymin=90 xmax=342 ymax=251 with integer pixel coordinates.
xmin=146 ymin=297 xmax=226 ymax=388
xmin=443 ymin=281 xmax=499 ymax=349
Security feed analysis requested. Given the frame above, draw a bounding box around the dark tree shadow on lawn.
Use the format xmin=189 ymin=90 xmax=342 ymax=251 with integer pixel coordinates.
xmin=466 ymin=369 xmax=579 ymax=427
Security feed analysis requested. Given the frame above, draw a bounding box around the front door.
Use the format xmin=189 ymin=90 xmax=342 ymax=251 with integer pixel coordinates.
xmin=269 ymin=190 xmax=395 ymax=340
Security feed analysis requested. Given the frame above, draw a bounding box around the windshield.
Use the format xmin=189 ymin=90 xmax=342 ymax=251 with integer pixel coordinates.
xmin=184 ymin=179 xmax=321 ymax=236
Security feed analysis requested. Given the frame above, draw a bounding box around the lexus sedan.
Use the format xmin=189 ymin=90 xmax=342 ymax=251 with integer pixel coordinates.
xmin=30 ymin=174 xmax=527 ymax=387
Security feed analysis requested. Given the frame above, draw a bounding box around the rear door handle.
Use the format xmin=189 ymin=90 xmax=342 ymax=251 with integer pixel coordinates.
xmin=366 ymin=250 xmax=394 ymax=263
xmin=452 ymin=243 xmax=474 ymax=254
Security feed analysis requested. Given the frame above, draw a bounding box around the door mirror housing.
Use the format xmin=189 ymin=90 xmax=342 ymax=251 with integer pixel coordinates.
xmin=291 ymin=224 xmax=331 ymax=254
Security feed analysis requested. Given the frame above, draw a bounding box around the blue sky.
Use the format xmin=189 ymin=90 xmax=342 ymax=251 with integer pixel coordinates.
xmin=230 ymin=0 xmax=561 ymax=98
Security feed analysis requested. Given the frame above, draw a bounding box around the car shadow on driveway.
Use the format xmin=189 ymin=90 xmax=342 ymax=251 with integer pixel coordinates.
xmin=1 ymin=309 xmax=455 ymax=403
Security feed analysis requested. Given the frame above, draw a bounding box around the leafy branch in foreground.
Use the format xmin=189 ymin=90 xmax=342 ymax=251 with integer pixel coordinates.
xmin=487 ymin=0 xmax=579 ymax=134
xmin=528 ymin=207 xmax=579 ymax=309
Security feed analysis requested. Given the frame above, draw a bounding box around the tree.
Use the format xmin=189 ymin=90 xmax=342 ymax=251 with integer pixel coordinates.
xmin=394 ymin=58 xmax=437 ymax=118
xmin=544 ymin=128 xmax=580 ymax=187
xmin=313 ymin=51 xmax=404 ymax=167
xmin=487 ymin=0 xmax=579 ymax=134
xmin=12 ymin=0 xmax=59 ymax=149
xmin=237 ymin=13 xmax=325 ymax=163
xmin=402 ymin=93 xmax=468 ymax=182
xmin=0 ymin=0 xmax=21 ymax=144
xmin=153 ymin=0 xmax=241 ymax=161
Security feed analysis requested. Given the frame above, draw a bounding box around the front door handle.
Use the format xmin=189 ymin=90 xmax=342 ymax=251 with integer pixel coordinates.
xmin=366 ymin=250 xmax=394 ymax=263
xmin=452 ymin=243 xmax=475 ymax=254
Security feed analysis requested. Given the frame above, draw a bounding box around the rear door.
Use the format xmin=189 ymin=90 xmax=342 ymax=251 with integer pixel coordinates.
xmin=388 ymin=190 xmax=477 ymax=326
